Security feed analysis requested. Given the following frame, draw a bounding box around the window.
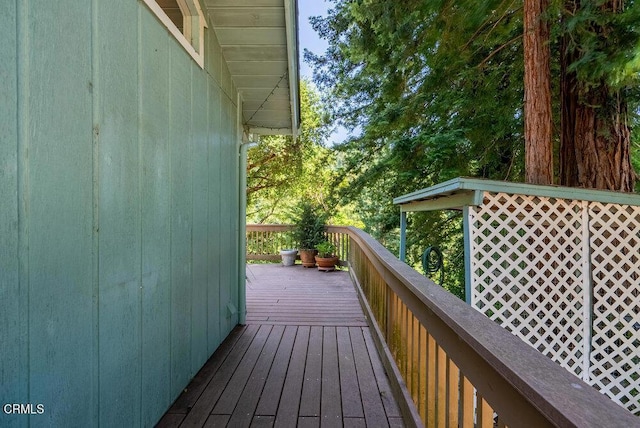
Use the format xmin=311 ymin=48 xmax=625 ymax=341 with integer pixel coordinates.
xmin=143 ymin=0 xmax=207 ymax=68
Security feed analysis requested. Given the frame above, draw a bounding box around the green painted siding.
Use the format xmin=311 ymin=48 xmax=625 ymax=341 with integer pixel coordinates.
xmin=0 ymin=0 xmax=241 ymax=426
xmin=0 ymin=1 xmax=24 ymax=425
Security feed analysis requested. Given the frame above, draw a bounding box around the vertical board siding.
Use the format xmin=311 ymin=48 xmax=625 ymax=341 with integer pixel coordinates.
xmin=140 ymin=12 xmax=172 ymax=426
xmin=220 ymin=96 xmax=240 ymax=334
xmin=0 ymin=2 xmax=25 ymax=426
xmin=219 ymin=98 xmax=232 ymax=334
xmin=207 ymin=80 xmax=222 ymax=355
xmin=97 ymin=0 xmax=142 ymax=426
xmin=1 ymin=0 xmax=241 ymax=425
xmin=27 ymin=1 xmax=95 ymax=425
xmin=169 ymin=45 xmax=194 ymax=401
xmin=191 ymin=65 xmax=210 ymax=374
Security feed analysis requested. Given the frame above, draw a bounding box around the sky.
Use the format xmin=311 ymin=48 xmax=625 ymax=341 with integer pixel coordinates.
xmin=298 ymin=1 xmax=331 ymax=79
xmin=297 ymin=1 xmax=352 ymax=146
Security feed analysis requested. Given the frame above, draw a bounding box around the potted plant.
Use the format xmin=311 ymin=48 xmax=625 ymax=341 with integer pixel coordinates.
xmin=279 ymin=249 xmax=298 ymax=266
xmin=292 ymin=201 xmax=327 ymax=268
xmin=315 ymin=240 xmax=339 ymax=272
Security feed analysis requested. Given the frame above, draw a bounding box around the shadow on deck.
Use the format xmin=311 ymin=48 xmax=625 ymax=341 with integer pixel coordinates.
xmin=157 ymin=264 xmax=406 ymax=427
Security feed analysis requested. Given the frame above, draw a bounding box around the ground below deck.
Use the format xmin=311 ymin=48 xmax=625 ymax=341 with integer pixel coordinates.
xmin=157 ymin=263 xmax=405 ymax=427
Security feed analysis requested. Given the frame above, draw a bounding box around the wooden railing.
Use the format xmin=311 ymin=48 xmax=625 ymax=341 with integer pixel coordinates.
xmin=245 ymin=224 xmax=638 ymax=427
xmin=246 ymin=224 xmax=349 ymax=263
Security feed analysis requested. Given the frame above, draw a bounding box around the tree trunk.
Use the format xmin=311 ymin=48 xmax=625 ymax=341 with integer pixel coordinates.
xmin=524 ymin=0 xmax=553 ymax=185
xmin=559 ymin=0 xmax=636 ymax=191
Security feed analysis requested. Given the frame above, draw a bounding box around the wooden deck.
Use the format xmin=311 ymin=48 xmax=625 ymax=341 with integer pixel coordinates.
xmin=157 ymin=264 xmax=405 ymax=427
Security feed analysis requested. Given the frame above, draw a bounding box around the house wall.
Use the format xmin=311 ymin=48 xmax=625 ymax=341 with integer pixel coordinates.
xmin=0 ymin=0 xmax=240 ymax=426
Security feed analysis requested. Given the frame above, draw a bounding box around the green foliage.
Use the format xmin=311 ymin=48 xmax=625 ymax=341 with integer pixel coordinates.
xmin=307 ymin=0 xmax=640 ymax=297
xmin=552 ymin=0 xmax=640 ymax=90
xmin=292 ymin=201 xmax=327 ymax=250
xmin=315 ymin=240 xmax=337 ymax=257
xmin=246 ymin=80 xmax=334 ymax=223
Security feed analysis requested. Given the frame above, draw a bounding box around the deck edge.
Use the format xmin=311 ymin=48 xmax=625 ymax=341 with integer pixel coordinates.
xmin=349 ymin=265 xmax=423 ymax=428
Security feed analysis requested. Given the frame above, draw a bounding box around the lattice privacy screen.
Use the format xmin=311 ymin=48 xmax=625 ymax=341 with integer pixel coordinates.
xmin=468 ymin=192 xmax=640 ymax=415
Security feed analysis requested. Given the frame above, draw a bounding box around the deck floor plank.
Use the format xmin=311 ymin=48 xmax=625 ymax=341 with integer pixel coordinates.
xmin=363 ymin=327 xmax=403 ymax=418
xmin=203 ymin=414 xmax=230 ymax=427
xmin=274 ymin=326 xmax=310 ymax=427
xmin=250 ymin=415 xmax=275 ymax=427
xmin=179 ymin=325 xmax=260 ymax=428
xmin=166 ymin=325 xmax=245 ymax=414
xmin=297 ymin=416 xmax=320 ymax=427
xmin=227 ymin=325 xmax=285 ymax=427
xmin=158 ymin=264 xmax=405 ymax=428
xmin=212 ymin=325 xmax=273 ymax=415
xmin=337 ymin=327 xmax=364 ymax=418
xmin=254 ymin=325 xmax=298 ymax=416
xmin=321 ymin=326 xmax=343 ymax=427
xmin=350 ymin=326 xmax=391 ymax=428
xmin=299 ymin=326 xmax=323 ymax=417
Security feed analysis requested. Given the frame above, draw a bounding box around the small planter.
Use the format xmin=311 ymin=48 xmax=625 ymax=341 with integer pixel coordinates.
xmin=315 ymin=255 xmax=339 ymax=272
xmin=299 ymin=249 xmax=318 ymax=268
xmin=280 ymin=249 xmax=298 ymax=267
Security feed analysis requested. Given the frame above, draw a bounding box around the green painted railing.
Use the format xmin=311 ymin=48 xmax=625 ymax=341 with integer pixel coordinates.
xmin=245 ymin=224 xmax=638 ymax=427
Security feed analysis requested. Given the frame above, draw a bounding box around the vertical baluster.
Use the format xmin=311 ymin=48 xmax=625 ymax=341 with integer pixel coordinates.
xmin=378 ymin=274 xmax=384 ymax=324
xmin=460 ymin=375 xmax=474 ymax=428
xmin=427 ymin=333 xmax=437 ymax=427
xmin=403 ymin=302 xmax=409 ymax=382
xmin=386 ymin=288 xmax=395 ymax=344
xmin=476 ymin=394 xmax=494 ymax=428
xmin=407 ymin=311 xmax=414 ymax=399
xmin=412 ymin=314 xmax=420 ymax=406
xmin=419 ymin=324 xmax=427 ymax=424
xmin=436 ymin=345 xmax=447 ymax=428
xmin=447 ymin=359 xmax=460 ymax=427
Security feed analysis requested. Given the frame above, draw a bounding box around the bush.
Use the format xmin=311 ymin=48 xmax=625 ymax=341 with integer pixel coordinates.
xmin=293 ymin=201 xmax=327 ymax=250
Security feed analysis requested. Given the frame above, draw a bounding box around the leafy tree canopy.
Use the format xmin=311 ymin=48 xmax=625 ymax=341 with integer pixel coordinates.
xmin=247 ymin=79 xmax=364 ymax=227
xmin=246 ymin=80 xmax=332 ymax=223
xmin=306 ymin=0 xmax=640 ymax=296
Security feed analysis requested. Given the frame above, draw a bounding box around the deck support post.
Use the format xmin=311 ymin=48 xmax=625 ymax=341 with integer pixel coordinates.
xmin=238 ymin=94 xmax=256 ymax=325
xmin=399 ymin=210 xmax=407 ymax=262
xmin=462 ymin=205 xmax=473 ymax=305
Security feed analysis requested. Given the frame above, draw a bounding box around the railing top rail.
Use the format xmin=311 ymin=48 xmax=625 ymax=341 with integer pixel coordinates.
xmin=342 ymin=226 xmax=638 ymax=428
xmin=246 ymin=224 xmax=350 ymax=232
xmin=246 ymin=224 xmax=295 ymax=231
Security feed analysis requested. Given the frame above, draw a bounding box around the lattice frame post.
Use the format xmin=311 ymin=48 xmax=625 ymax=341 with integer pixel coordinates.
xmin=580 ymin=201 xmax=593 ymax=382
xmin=463 ymin=205 xmax=473 ymax=305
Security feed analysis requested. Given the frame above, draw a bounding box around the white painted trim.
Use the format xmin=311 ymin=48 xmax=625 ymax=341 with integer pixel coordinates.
xmin=247 ymin=126 xmax=293 ymax=135
xmin=141 ymin=0 xmax=206 ymax=68
xmin=463 ymin=205 xmax=474 ymax=305
xmin=394 ymin=176 xmax=640 ymax=207
xmin=581 ymin=200 xmax=592 ymax=383
xmin=283 ymin=0 xmax=300 ymax=137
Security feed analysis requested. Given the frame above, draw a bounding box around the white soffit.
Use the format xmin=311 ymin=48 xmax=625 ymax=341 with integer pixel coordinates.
xmin=205 ymin=0 xmax=300 ymax=136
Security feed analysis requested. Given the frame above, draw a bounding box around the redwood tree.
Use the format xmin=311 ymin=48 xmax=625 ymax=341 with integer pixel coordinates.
xmin=559 ymin=0 xmax=636 ymax=191
xmin=524 ymin=0 xmax=554 ymax=185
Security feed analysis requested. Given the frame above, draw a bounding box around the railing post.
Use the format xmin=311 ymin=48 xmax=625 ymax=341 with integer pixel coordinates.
xmin=400 ymin=211 xmax=407 ymax=262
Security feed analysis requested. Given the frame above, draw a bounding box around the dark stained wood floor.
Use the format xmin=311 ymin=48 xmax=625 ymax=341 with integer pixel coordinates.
xmin=157 ymin=264 xmax=405 ymax=427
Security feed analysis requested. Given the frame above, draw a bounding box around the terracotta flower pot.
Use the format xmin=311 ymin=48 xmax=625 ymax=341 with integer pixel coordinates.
xmin=315 ymin=255 xmax=339 ymax=272
xmin=299 ymin=249 xmax=318 ymax=268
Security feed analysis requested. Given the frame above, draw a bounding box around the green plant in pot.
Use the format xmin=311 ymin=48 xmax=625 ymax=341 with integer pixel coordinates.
xmin=293 ymin=201 xmax=327 ymax=268
xmin=315 ymin=240 xmax=339 ymax=272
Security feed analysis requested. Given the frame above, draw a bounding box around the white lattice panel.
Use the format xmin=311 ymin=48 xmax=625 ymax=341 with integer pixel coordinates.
xmin=589 ymin=202 xmax=640 ymax=415
xmin=469 ymin=192 xmax=587 ymax=377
